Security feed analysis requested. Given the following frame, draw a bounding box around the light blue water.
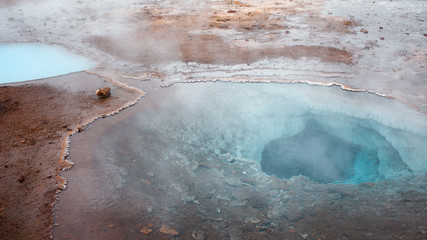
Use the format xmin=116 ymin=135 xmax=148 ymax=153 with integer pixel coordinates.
xmin=91 ymin=82 xmax=427 ymax=184
xmin=0 ymin=43 xmax=96 ymax=84
xmin=54 ymin=81 xmax=427 ymax=239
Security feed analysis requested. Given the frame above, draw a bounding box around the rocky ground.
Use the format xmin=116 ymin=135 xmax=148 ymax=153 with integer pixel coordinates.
xmin=0 ymin=73 xmax=141 ymax=239
xmin=0 ymin=0 xmax=426 ymax=239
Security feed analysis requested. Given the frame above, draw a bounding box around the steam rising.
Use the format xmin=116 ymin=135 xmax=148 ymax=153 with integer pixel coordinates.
xmin=55 ymin=81 xmax=427 ymax=239
xmin=135 ymin=82 xmax=426 ymax=179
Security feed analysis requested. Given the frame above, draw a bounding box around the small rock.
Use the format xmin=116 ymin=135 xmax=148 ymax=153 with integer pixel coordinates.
xmin=241 ymin=178 xmax=257 ymax=186
xmin=96 ymin=87 xmax=111 ymax=98
xmin=423 ymin=33 xmax=427 ymax=37
xmin=140 ymin=227 xmax=152 ymax=235
xmin=245 ymin=217 xmax=260 ymax=224
xmin=229 ymin=200 xmax=247 ymax=207
xmin=160 ymin=225 xmax=179 ymax=236
xmin=216 ymin=195 xmax=231 ymax=202
xmin=17 ymin=176 xmax=25 ymax=183
xmin=360 ymin=28 xmax=368 ymax=34
xmin=192 ymin=229 xmax=205 ymax=240
xmin=299 ymin=233 xmax=309 ymax=239
xmin=204 ymin=217 xmax=223 ymax=222
xmin=186 ymin=196 xmax=196 ymax=202
xmin=267 ymin=210 xmax=280 ymax=219
xmin=343 ymin=20 xmax=352 ymax=26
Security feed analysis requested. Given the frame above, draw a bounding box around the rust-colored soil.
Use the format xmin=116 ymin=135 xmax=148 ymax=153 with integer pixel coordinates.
xmin=0 ymin=73 xmax=141 ymax=240
xmin=85 ymin=0 xmax=353 ymax=66
xmin=180 ymin=34 xmax=353 ymax=64
xmin=87 ymin=33 xmax=352 ymax=65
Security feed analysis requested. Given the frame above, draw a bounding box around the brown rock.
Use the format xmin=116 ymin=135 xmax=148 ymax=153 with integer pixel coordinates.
xmin=17 ymin=176 xmax=25 ymax=183
xmin=140 ymin=227 xmax=152 ymax=235
xmin=96 ymin=87 xmax=111 ymax=98
xmin=343 ymin=20 xmax=352 ymax=26
xmin=77 ymin=126 xmax=87 ymax=132
xmin=160 ymin=225 xmax=179 ymax=235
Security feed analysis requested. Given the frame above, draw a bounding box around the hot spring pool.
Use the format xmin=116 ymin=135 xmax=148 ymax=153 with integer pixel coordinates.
xmin=55 ymin=81 xmax=427 ymax=239
xmin=0 ymin=43 xmax=96 ymax=84
xmin=135 ymin=82 xmax=427 ymax=184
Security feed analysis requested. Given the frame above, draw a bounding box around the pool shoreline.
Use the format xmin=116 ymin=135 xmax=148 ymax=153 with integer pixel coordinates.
xmin=0 ymin=72 xmax=142 ymax=239
xmin=1 ymin=0 xmax=426 ymax=238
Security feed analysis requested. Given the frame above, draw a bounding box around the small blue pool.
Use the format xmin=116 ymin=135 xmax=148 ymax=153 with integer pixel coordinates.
xmin=0 ymin=43 xmax=96 ymax=84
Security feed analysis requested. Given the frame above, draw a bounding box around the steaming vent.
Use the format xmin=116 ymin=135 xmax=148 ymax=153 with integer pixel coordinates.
xmin=260 ymin=117 xmax=401 ymax=183
xmin=159 ymin=82 xmax=426 ymax=185
xmin=55 ymin=82 xmax=427 ymax=239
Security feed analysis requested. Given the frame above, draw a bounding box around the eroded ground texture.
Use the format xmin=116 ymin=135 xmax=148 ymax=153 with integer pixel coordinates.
xmin=0 ymin=0 xmax=426 ymax=239
xmin=0 ymin=73 xmax=141 ymax=239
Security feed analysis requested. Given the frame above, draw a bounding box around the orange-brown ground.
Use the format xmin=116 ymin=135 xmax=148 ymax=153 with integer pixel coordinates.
xmin=0 ymin=72 xmax=141 ymax=240
xmin=0 ymin=0 xmax=426 ymax=239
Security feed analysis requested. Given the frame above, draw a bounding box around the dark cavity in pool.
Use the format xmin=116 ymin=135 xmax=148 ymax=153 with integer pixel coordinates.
xmin=260 ymin=118 xmax=400 ymax=183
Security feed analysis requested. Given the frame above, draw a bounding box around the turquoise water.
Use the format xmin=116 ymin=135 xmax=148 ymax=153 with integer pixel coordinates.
xmin=0 ymin=43 xmax=96 ymax=84
xmin=54 ymin=81 xmax=427 ymax=239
